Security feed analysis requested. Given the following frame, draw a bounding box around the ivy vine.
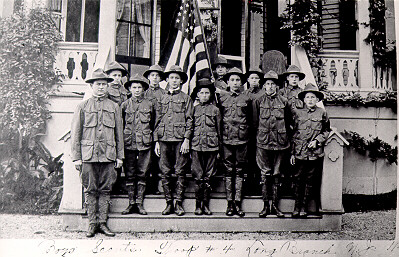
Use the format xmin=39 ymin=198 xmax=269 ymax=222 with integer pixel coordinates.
xmin=323 ymin=90 xmax=397 ymax=112
xmin=342 ymin=131 xmax=397 ymax=165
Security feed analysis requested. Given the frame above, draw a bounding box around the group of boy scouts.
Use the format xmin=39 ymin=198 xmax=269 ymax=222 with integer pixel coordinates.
xmin=71 ymin=56 xmax=331 ymax=237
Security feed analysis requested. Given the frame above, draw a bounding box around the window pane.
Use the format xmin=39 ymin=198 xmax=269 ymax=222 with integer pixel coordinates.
xmin=221 ymin=0 xmax=241 ymax=56
xmin=198 ymin=0 xmax=218 ymax=8
xmin=131 ymin=24 xmax=151 ymax=58
xmin=65 ymin=0 xmax=82 ymax=42
xmin=116 ymin=22 xmax=129 ymax=56
xmin=49 ymin=0 xmax=63 ymax=12
xmin=83 ymin=0 xmax=100 ymax=42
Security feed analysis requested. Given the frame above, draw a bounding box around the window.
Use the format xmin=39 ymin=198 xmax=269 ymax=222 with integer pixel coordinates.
xmin=65 ymin=0 xmax=100 ymax=42
xmin=116 ymin=0 xmax=153 ymax=66
xmin=49 ymin=0 xmax=63 ymax=31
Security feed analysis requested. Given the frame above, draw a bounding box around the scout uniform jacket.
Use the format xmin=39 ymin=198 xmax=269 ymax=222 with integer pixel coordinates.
xmin=107 ymin=83 xmax=129 ymax=105
xmin=121 ymin=96 xmax=155 ymax=151
xmin=191 ymin=103 xmax=222 ymax=152
xmin=291 ymin=106 xmax=331 ymax=160
xmin=279 ymin=85 xmax=303 ymax=111
xmin=144 ymin=85 xmax=165 ymax=105
xmin=243 ymin=86 xmax=265 ymax=101
xmin=154 ymin=89 xmax=194 ymax=142
xmin=219 ymin=91 xmax=252 ymax=145
xmin=253 ymin=93 xmax=291 ymax=150
xmin=71 ymin=96 xmax=124 ymax=162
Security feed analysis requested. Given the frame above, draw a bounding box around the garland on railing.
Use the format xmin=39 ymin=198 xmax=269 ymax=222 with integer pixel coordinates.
xmin=323 ymin=90 xmax=397 ymax=112
xmin=342 ymin=131 xmax=397 ymax=165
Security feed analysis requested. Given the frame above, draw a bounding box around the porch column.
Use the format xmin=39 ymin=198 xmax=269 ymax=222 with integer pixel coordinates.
xmin=94 ymin=0 xmax=117 ymax=69
xmin=394 ymin=0 xmax=399 ymax=240
xmin=356 ymin=0 xmax=374 ymax=91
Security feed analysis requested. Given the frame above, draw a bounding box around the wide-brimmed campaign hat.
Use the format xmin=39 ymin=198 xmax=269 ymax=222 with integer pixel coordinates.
xmin=281 ymin=65 xmax=305 ymax=80
xmin=263 ymin=70 xmax=279 ymax=83
xmin=190 ymin=78 xmax=216 ymax=100
xmin=143 ymin=64 xmax=165 ymax=80
xmin=85 ymin=68 xmax=114 ymax=84
xmin=223 ymin=67 xmax=246 ymax=83
xmin=164 ymin=65 xmax=188 ymax=84
xmin=212 ymin=56 xmax=232 ymax=70
xmin=104 ymin=61 xmax=129 ymax=77
xmin=124 ymin=73 xmax=150 ymax=90
xmin=298 ymin=83 xmax=324 ymax=101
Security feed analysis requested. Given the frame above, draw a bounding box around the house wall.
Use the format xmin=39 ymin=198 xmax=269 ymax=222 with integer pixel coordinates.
xmin=321 ymin=0 xmax=340 ymax=49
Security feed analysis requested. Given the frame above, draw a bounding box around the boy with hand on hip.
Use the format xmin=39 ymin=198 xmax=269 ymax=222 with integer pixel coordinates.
xmin=253 ymin=70 xmax=291 ymax=218
xmin=71 ymin=68 xmax=124 ymax=237
xmin=154 ymin=65 xmax=194 ymax=216
xmin=190 ymin=79 xmax=221 ymax=215
xmin=120 ymin=74 xmax=155 ymax=216
xmin=290 ymin=83 xmax=331 ymax=218
xmin=219 ymin=67 xmax=251 ymax=217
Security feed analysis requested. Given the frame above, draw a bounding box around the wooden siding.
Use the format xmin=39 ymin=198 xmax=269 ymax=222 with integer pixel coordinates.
xmin=321 ymin=0 xmax=340 ymax=49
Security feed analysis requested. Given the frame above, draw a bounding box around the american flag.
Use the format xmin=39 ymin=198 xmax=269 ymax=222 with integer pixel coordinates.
xmin=159 ymin=0 xmax=213 ymax=94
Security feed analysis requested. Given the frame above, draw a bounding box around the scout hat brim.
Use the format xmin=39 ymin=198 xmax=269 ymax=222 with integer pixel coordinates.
xmin=298 ymin=88 xmax=324 ymax=101
xmin=143 ymin=65 xmax=165 ymax=80
xmin=164 ymin=70 xmax=188 ymax=84
xmin=212 ymin=61 xmax=232 ymax=70
xmin=190 ymin=80 xmax=216 ymax=100
xmin=223 ymin=68 xmax=246 ymax=83
xmin=104 ymin=61 xmax=129 ymax=77
xmin=124 ymin=75 xmax=150 ymax=90
xmin=282 ymin=65 xmax=305 ymax=81
xmin=85 ymin=68 xmax=114 ymax=84
xmin=86 ymin=77 xmax=114 ymax=84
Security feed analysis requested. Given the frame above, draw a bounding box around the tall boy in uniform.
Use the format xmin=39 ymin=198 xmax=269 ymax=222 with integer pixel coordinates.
xmin=104 ymin=61 xmax=130 ymax=194
xmin=219 ymin=67 xmax=251 ymax=217
xmin=120 ymin=74 xmax=155 ymax=215
xmin=212 ymin=56 xmax=231 ymax=93
xmin=190 ymin=79 xmax=221 ymax=215
xmin=154 ymin=65 xmax=194 ymax=216
xmin=71 ymin=68 xmax=124 ymax=237
xmin=253 ymin=70 xmax=291 ymax=218
xmin=143 ymin=65 xmax=165 ymax=194
xmin=104 ymin=61 xmax=130 ymax=105
xmin=290 ymin=83 xmax=331 ymax=217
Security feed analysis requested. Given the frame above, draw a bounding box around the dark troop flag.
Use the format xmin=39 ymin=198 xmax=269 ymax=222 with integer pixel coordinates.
xmin=159 ymin=0 xmax=213 ymax=94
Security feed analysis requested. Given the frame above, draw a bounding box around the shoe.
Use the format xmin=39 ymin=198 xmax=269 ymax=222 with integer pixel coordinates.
xmin=225 ymin=201 xmax=235 ymax=216
xmin=136 ymin=203 xmax=147 ymax=215
xmin=174 ymin=201 xmax=185 ymax=216
xmin=271 ymin=203 xmax=285 ymax=218
xmin=259 ymin=201 xmax=270 ymax=218
xmin=121 ymin=204 xmax=136 ymax=215
xmin=299 ymin=207 xmax=308 ymax=218
xmin=162 ymin=201 xmax=174 ymax=215
xmin=98 ymin=223 xmax=115 ymax=237
xmin=235 ymin=201 xmax=245 ymax=217
xmin=86 ymin=223 xmax=97 ymax=238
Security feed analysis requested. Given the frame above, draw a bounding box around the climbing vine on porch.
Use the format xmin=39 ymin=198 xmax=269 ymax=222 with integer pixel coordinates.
xmin=342 ymin=131 xmax=397 ymax=165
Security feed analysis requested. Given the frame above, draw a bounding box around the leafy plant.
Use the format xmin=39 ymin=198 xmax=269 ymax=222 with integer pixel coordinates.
xmin=0 ymin=8 xmax=63 ymax=214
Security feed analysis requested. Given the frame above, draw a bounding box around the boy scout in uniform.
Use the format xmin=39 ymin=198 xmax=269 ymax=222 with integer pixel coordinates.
xmin=104 ymin=61 xmax=130 ymax=105
xmin=279 ymin=65 xmax=305 ymax=111
xmin=143 ymin=64 xmax=165 ymax=194
xmin=212 ymin=56 xmax=231 ymax=93
xmin=154 ymin=65 xmax=194 ymax=216
xmin=71 ymin=68 xmax=124 ymax=237
xmin=219 ymin=67 xmax=251 ymax=217
xmin=290 ymin=83 xmax=331 ymax=217
xmin=243 ymin=67 xmax=264 ymax=99
xmin=190 ymin=79 xmax=221 ymax=215
xmin=121 ymin=74 xmax=155 ymax=215
xmin=253 ymin=71 xmax=291 ymax=218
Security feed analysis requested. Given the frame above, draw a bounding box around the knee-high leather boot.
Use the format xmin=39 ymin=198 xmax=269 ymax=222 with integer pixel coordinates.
xmin=194 ymin=180 xmax=203 ymax=215
xmin=136 ymin=181 xmax=147 ymax=215
xmin=234 ymin=176 xmax=245 ymax=217
xmin=175 ymin=176 xmax=185 ymax=216
xmin=161 ymin=180 xmax=174 ymax=215
xmin=85 ymin=193 xmax=98 ymax=237
xmin=202 ymin=182 xmax=212 ymax=215
xmin=98 ymin=194 xmax=115 ymax=237
xmin=225 ymin=177 xmax=234 ymax=216
xmin=259 ymin=178 xmax=270 ymax=218
xmin=271 ymin=176 xmax=284 ymax=218
xmin=121 ymin=184 xmax=136 ymax=215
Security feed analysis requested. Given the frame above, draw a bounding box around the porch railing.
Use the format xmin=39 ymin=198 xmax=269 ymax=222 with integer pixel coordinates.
xmin=55 ymin=42 xmax=98 ymax=84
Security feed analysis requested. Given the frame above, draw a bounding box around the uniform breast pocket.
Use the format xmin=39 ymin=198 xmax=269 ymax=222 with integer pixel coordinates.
xmin=161 ymin=99 xmax=170 ymax=114
xmin=236 ymin=102 xmax=247 ymax=117
xmin=172 ymin=99 xmax=184 ymax=113
xmin=103 ymin=109 xmax=116 ymax=128
xmin=139 ymin=108 xmax=151 ymax=123
xmin=274 ymin=105 xmax=285 ymax=119
xmin=260 ymin=107 xmax=271 ymax=119
xmin=205 ymin=113 xmax=216 ymax=127
xmin=125 ymin=112 xmax=134 ymax=124
xmin=194 ymin=113 xmax=202 ymax=126
xmin=310 ymin=117 xmax=322 ymax=130
xmin=84 ymin=112 xmax=97 ymax=127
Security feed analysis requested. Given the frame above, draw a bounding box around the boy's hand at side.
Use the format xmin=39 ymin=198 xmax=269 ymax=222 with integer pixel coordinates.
xmin=115 ymin=159 xmax=123 ymax=169
xmin=155 ymin=142 xmax=160 ymax=157
xmin=290 ymin=155 xmax=296 ymax=165
xmin=74 ymin=160 xmax=82 ymax=171
xmin=180 ymin=138 xmax=190 ymax=154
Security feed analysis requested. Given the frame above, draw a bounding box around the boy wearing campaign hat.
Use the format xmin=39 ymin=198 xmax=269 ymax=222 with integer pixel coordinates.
xmin=190 ymin=79 xmax=221 ymax=215
xmin=280 ymin=65 xmax=306 ymax=111
xmin=243 ymin=67 xmax=265 ymax=100
xmin=218 ymin=67 xmax=251 ymax=217
xmin=120 ymin=74 xmax=155 ymax=216
xmin=71 ymin=68 xmax=124 ymax=237
xmin=154 ymin=65 xmax=194 ymax=216
xmin=290 ymin=83 xmax=331 ymax=218
xmin=253 ymin=70 xmax=291 ymax=218
xmin=212 ymin=56 xmax=231 ymax=93
xmin=104 ymin=61 xmax=130 ymax=105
